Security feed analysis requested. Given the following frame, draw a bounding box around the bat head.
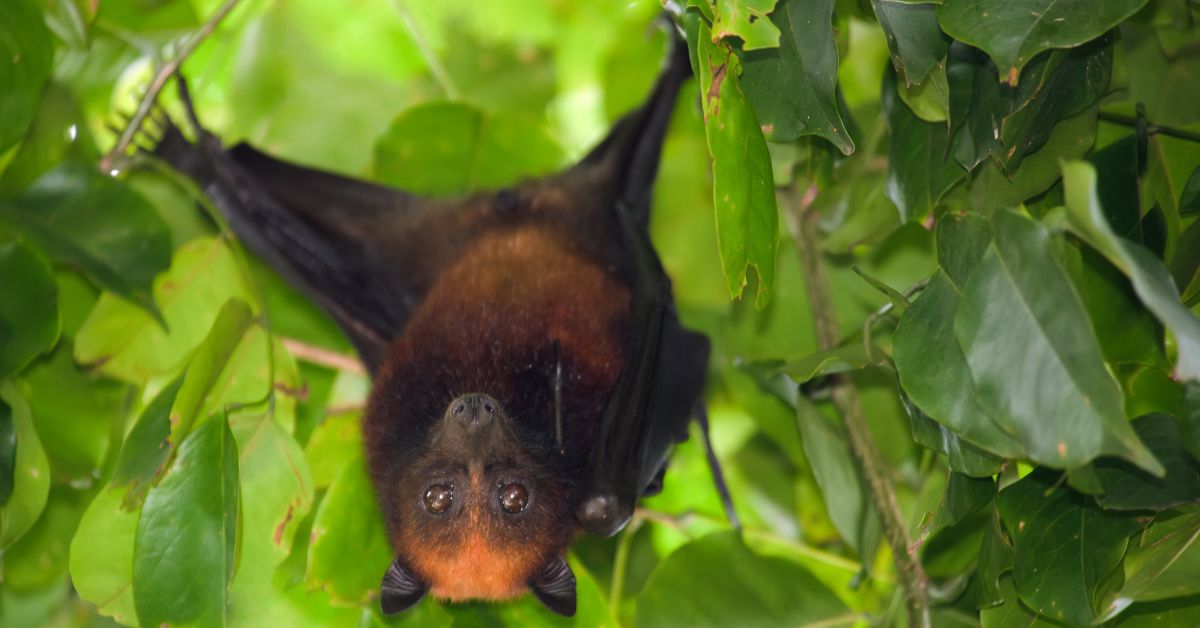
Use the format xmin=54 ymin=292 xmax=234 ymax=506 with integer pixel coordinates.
xmin=380 ymin=392 xmax=578 ymax=616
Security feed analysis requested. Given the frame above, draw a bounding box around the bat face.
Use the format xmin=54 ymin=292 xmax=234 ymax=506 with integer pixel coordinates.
xmin=385 ymin=393 xmax=576 ymax=603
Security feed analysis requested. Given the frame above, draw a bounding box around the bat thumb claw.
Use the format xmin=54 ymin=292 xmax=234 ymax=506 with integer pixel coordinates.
xmin=576 ymin=493 xmax=631 ymax=537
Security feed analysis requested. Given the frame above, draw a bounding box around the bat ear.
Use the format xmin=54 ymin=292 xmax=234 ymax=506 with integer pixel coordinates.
xmin=528 ymin=555 xmax=577 ymax=617
xmin=380 ymin=556 xmax=427 ymax=614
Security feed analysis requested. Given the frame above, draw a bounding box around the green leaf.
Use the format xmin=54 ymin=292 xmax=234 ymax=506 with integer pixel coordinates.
xmin=997 ymin=470 xmax=1145 ymax=625
xmin=1170 ymin=217 xmax=1200 ymax=306
xmin=304 ymin=412 xmax=362 ymax=490
xmin=0 ymin=0 xmax=53 ymax=154
xmin=937 ymin=0 xmax=1146 ymax=85
xmin=976 ymin=510 xmax=1014 ymax=610
xmin=167 ymin=299 xmax=256 ymax=446
xmin=1062 ymin=160 xmax=1200 ymax=383
xmin=774 ymin=342 xmax=885 ymax=384
xmin=955 ymin=209 xmax=1161 ymax=474
xmin=980 ymin=575 xmax=1063 ymax=627
xmin=4 ymin=162 xmax=172 ymax=320
xmin=69 ymin=485 xmax=139 ymax=624
xmin=74 ymin=237 xmax=256 ymax=383
xmin=1121 ymin=510 xmax=1200 ymax=602
xmin=0 ymin=398 xmax=12 ymax=506
xmin=740 ymin=0 xmax=854 ymax=153
xmin=696 ymin=20 xmax=779 ymax=308
xmin=1181 ymin=165 xmax=1200 ymax=215
xmin=1110 ymin=595 xmax=1200 ymax=627
xmin=794 ymin=396 xmax=881 ymax=560
xmin=0 ymin=382 xmax=49 ymax=550
xmin=2 ymin=486 xmax=89 ymax=592
xmin=0 ymin=82 xmax=97 ymax=195
xmin=133 ymin=415 xmax=240 ymax=626
xmin=917 ymin=471 xmax=995 ymax=542
xmin=304 ymin=454 xmax=391 ymax=606
xmin=1184 ymin=384 xmax=1200 ymax=462
xmin=873 ymin=0 xmax=950 ymax=86
xmin=712 ymin=0 xmax=781 ymax=51
xmin=636 ymin=531 xmax=851 ymax=627
xmin=897 ymin=64 xmax=951 ymax=123
xmin=108 ymin=373 xmax=185 ymax=507
xmin=0 ymin=238 xmax=58 ymax=379
xmin=372 ymin=102 xmax=564 ymax=196
xmin=1091 ymin=414 xmax=1200 ymax=511
xmin=1123 ymin=23 xmax=1200 ymax=128
xmin=884 ymin=71 xmax=966 ymax=221
xmin=906 ymin=394 xmax=1005 ymax=476
xmin=894 ymin=216 xmax=1021 ymax=460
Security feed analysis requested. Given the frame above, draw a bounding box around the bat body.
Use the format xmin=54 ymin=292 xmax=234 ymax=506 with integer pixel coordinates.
xmin=152 ymin=35 xmax=706 ymax=616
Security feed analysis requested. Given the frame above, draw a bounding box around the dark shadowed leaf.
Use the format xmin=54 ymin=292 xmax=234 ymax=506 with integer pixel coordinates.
xmin=0 ymin=0 xmax=53 ymax=154
xmin=980 ymin=575 xmax=1064 ymax=627
xmin=997 ymin=470 xmax=1145 ymax=625
xmin=918 ymin=471 xmax=995 ymax=542
xmin=937 ymin=0 xmax=1145 ymax=84
xmin=1181 ymin=165 xmax=1200 ymax=215
xmin=637 ymin=531 xmax=851 ymax=627
xmin=1109 ymin=595 xmax=1200 ymax=627
xmin=884 ymin=71 xmax=965 ymax=221
xmin=1184 ymin=384 xmax=1200 ymax=462
xmin=1062 ymin=161 xmax=1200 ymax=383
xmin=1121 ymin=510 xmax=1200 ymax=602
xmin=774 ymin=341 xmax=885 ymax=384
xmin=372 ymin=102 xmax=563 ymax=196
xmin=108 ymin=374 xmax=185 ymax=508
xmin=4 ymin=162 xmax=171 ymax=320
xmin=955 ymin=209 xmax=1160 ymax=473
xmin=696 ymin=20 xmax=778 ymax=307
xmin=1092 ymin=414 xmax=1200 ymax=511
xmin=0 ymin=238 xmax=58 ymax=379
xmin=976 ymin=510 xmax=1014 ymax=610
xmin=0 ymin=399 xmax=12 ymax=506
xmin=0 ymin=383 xmax=49 ymax=551
xmin=872 ymin=0 xmax=950 ymax=86
xmin=740 ymin=0 xmax=854 ymax=154
xmin=904 ymin=392 xmax=1004 ymax=477
xmin=1123 ymin=23 xmax=1200 ymax=128
xmin=133 ymin=415 xmax=239 ymax=627
xmin=711 ymin=0 xmax=781 ymax=50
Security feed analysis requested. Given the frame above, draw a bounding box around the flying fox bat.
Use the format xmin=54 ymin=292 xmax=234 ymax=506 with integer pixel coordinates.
xmin=150 ymin=33 xmax=709 ymax=617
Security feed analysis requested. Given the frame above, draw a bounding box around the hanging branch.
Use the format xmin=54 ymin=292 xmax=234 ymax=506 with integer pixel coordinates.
xmin=1098 ymin=110 xmax=1200 ymax=144
xmin=99 ymin=0 xmax=243 ymax=173
xmin=785 ymin=184 xmax=932 ymax=628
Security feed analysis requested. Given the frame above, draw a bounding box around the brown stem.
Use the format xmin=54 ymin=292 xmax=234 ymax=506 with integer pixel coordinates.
xmin=785 ymin=185 xmax=931 ymax=628
xmin=1097 ymin=110 xmax=1200 ymax=144
xmin=280 ymin=337 xmax=365 ymax=375
xmin=99 ymin=0 xmax=243 ymax=173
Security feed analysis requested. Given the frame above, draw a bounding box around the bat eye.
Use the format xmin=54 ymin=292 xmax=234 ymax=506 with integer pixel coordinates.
xmin=499 ymin=483 xmax=528 ymax=514
xmin=423 ymin=484 xmax=453 ymax=514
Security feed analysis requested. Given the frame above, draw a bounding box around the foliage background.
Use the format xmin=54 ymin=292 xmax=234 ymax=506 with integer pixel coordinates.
xmin=1 ymin=0 xmax=1200 ymax=626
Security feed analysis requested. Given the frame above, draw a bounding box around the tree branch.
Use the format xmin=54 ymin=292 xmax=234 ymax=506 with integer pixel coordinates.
xmin=785 ymin=184 xmax=931 ymax=628
xmin=280 ymin=338 xmax=365 ymax=375
xmin=1098 ymin=110 xmax=1200 ymax=144
xmin=99 ymin=0 xmax=243 ymax=173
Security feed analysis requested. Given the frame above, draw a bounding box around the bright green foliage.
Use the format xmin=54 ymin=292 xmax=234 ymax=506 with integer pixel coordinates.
xmin=1 ymin=0 xmax=1200 ymax=626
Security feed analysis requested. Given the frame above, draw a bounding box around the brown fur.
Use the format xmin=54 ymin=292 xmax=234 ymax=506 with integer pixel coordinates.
xmin=364 ymin=222 xmax=630 ymax=601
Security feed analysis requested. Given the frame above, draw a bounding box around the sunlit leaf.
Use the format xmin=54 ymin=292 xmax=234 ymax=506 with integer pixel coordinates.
xmin=937 ymin=0 xmax=1146 ymax=85
xmin=712 ymin=0 xmax=781 ymax=51
xmin=637 ymin=531 xmax=851 ymax=627
xmin=695 ymin=19 xmax=778 ymax=308
xmin=68 ymin=485 xmax=139 ymax=624
xmin=133 ymin=415 xmax=239 ymax=626
xmin=305 ymin=454 xmax=391 ymax=606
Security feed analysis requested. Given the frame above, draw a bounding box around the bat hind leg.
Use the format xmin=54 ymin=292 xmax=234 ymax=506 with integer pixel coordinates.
xmin=697 ymin=403 xmax=740 ymax=530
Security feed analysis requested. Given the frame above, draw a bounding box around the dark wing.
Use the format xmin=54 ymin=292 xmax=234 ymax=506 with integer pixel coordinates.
xmin=569 ymin=34 xmax=712 ymax=537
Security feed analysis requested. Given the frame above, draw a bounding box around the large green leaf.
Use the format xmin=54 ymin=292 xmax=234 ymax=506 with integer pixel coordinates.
xmin=917 ymin=471 xmax=995 ymax=543
xmin=372 ymin=102 xmax=563 ymax=196
xmin=0 ymin=382 xmax=49 ymax=550
xmin=69 ymin=485 xmax=139 ymax=624
xmin=906 ymin=394 xmax=1004 ymax=477
xmin=872 ymin=0 xmax=950 ymax=86
xmin=133 ymin=415 xmax=240 ymax=626
xmin=884 ymin=71 xmax=966 ymax=222
xmin=1091 ymin=414 xmax=1200 ymax=511
xmin=739 ymin=0 xmax=855 ymax=154
xmin=0 ymin=0 xmax=53 ymax=154
xmin=937 ymin=0 xmax=1146 ymax=85
xmin=74 ymin=237 xmax=256 ymax=383
xmin=2 ymin=485 xmax=89 ymax=593
xmin=4 ymin=162 xmax=172 ymax=319
xmin=893 ymin=215 xmax=1021 ymax=459
xmin=1121 ymin=510 xmax=1200 ymax=602
xmin=954 ymin=209 xmax=1160 ymax=474
xmin=695 ymin=19 xmax=778 ymax=308
xmin=996 ymin=470 xmax=1144 ymax=625
xmin=0 ymin=238 xmax=58 ymax=379
xmin=108 ymin=374 xmax=185 ymax=507
xmin=637 ymin=531 xmax=852 ymax=627
xmin=304 ymin=454 xmax=391 ymax=606
xmin=1062 ymin=161 xmax=1200 ymax=383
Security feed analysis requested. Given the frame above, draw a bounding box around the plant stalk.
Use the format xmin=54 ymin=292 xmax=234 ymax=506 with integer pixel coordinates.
xmin=786 ymin=185 xmax=931 ymax=628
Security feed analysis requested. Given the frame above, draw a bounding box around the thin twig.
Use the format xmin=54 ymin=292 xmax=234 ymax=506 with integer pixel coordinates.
xmin=785 ymin=185 xmax=931 ymax=628
xmin=1098 ymin=111 xmax=1200 ymax=144
xmin=99 ymin=0 xmax=243 ymax=173
xmin=280 ymin=338 xmax=365 ymax=375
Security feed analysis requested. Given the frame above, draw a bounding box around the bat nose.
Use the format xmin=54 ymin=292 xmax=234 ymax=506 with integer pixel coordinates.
xmin=449 ymin=393 xmax=497 ymax=428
